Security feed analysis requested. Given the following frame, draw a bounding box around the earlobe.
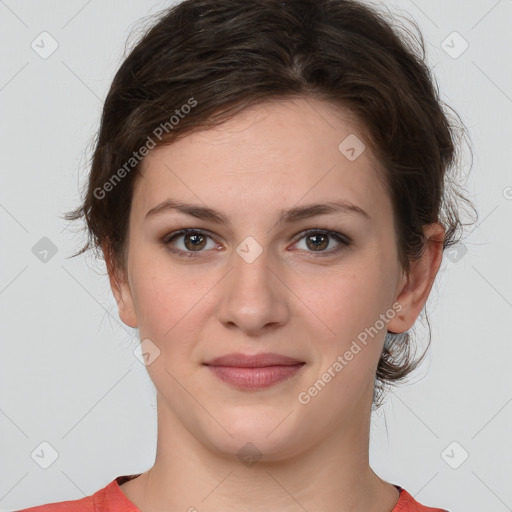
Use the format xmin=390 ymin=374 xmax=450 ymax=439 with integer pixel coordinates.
xmin=103 ymin=243 xmax=138 ymax=329
xmin=387 ymin=223 xmax=445 ymax=334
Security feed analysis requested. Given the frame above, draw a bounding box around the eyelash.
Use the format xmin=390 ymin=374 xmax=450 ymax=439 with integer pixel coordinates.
xmin=161 ymin=228 xmax=351 ymax=259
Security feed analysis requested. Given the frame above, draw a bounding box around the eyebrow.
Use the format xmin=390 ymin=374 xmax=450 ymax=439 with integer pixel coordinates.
xmin=145 ymin=198 xmax=370 ymax=225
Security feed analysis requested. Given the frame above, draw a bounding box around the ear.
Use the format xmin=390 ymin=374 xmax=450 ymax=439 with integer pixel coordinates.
xmin=387 ymin=223 xmax=445 ymax=334
xmin=103 ymin=242 xmax=138 ymax=328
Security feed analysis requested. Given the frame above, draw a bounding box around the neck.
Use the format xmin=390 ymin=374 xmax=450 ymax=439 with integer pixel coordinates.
xmin=123 ymin=392 xmax=399 ymax=512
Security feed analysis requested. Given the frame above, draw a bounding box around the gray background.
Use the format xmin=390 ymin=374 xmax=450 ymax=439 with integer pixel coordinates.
xmin=1 ymin=0 xmax=511 ymax=510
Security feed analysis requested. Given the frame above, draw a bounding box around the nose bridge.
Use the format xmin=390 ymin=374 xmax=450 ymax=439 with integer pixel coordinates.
xmin=217 ymin=235 xmax=289 ymax=332
xmin=233 ymin=235 xmax=274 ymax=288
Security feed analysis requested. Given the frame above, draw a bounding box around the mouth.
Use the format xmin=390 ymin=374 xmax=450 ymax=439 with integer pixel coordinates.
xmin=203 ymin=352 xmax=306 ymax=390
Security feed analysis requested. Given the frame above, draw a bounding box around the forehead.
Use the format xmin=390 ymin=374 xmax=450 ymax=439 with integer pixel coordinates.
xmin=133 ymin=97 xmax=390 ymax=224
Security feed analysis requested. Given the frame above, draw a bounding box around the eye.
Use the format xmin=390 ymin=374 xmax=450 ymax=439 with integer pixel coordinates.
xmin=292 ymin=229 xmax=350 ymax=256
xmin=163 ymin=229 xmax=219 ymax=258
xmin=162 ymin=228 xmax=351 ymax=259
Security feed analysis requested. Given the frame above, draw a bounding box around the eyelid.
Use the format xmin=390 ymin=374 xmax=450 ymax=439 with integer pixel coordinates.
xmin=162 ymin=228 xmax=218 ymax=244
xmin=292 ymin=228 xmax=352 ymax=245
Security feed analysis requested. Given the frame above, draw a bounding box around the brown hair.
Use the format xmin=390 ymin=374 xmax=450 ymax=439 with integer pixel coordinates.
xmin=65 ymin=0 xmax=476 ymax=407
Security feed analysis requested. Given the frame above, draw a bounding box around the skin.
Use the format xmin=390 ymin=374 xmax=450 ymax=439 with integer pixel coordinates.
xmin=106 ymin=97 xmax=445 ymax=512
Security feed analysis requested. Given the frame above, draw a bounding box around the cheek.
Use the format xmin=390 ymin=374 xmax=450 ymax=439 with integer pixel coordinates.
xmin=297 ymin=256 xmax=397 ymax=390
xmin=306 ymin=264 xmax=391 ymax=339
xmin=294 ymin=269 xmax=391 ymax=412
xmin=128 ymin=249 xmax=214 ymax=347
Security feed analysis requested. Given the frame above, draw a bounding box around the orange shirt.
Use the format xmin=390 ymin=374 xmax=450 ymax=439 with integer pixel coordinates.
xmin=17 ymin=474 xmax=449 ymax=511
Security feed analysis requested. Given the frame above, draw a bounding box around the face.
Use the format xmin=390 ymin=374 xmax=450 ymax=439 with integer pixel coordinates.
xmin=110 ymin=97 xmax=429 ymax=461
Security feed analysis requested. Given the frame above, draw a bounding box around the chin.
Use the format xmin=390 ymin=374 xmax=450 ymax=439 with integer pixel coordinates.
xmin=197 ymin=407 xmax=308 ymax=463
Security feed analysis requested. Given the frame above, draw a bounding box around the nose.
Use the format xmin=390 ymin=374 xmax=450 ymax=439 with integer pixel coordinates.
xmin=216 ymin=244 xmax=290 ymax=335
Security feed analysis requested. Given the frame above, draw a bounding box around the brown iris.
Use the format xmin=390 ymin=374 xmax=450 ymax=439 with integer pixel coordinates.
xmin=184 ymin=233 xmax=207 ymax=251
xmin=306 ymin=233 xmax=329 ymax=251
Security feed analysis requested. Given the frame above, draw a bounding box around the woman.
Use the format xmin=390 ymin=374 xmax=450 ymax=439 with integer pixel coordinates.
xmin=20 ymin=0 xmax=474 ymax=510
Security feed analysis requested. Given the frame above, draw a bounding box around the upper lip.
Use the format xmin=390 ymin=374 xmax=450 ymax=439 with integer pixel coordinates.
xmin=204 ymin=352 xmax=304 ymax=367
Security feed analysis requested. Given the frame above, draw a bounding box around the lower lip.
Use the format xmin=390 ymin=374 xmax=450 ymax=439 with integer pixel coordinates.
xmin=206 ymin=364 xmax=305 ymax=390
